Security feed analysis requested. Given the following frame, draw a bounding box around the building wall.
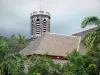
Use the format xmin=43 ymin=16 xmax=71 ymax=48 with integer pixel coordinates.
xmin=30 ymin=11 xmax=51 ymax=39
xmin=53 ymin=59 xmax=68 ymax=64
xmin=79 ymin=42 xmax=88 ymax=54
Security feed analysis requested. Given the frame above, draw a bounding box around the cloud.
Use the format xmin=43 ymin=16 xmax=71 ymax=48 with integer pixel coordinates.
xmin=0 ymin=0 xmax=100 ymax=37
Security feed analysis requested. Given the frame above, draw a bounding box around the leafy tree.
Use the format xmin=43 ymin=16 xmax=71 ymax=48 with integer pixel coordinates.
xmin=7 ymin=34 xmax=29 ymax=51
xmin=17 ymin=34 xmax=28 ymax=49
xmin=61 ymin=16 xmax=100 ymax=75
xmin=28 ymin=56 xmax=54 ymax=75
xmin=0 ymin=37 xmax=26 ymax=75
xmin=7 ymin=34 xmax=19 ymax=51
xmin=64 ymin=50 xmax=100 ymax=75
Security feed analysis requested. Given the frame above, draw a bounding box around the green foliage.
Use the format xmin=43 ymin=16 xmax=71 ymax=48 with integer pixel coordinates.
xmin=7 ymin=34 xmax=29 ymax=51
xmin=1 ymin=30 xmax=100 ymax=75
xmin=64 ymin=49 xmax=100 ymax=75
xmin=43 ymin=52 xmax=49 ymax=56
xmin=82 ymin=31 xmax=100 ymax=51
xmin=81 ymin=16 xmax=100 ymax=51
xmin=65 ymin=49 xmax=80 ymax=62
xmin=0 ymin=35 xmax=27 ymax=75
xmin=81 ymin=16 xmax=100 ymax=28
xmin=28 ymin=56 xmax=55 ymax=75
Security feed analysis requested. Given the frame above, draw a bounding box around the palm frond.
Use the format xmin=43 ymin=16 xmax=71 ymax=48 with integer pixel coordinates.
xmin=82 ymin=31 xmax=100 ymax=51
xmin=81 ymin=16 xmax=100 ymax=28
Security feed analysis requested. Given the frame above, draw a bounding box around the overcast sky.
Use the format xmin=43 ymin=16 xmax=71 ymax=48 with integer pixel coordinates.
xmin=0 ymin=0 xmax=100 ymax=38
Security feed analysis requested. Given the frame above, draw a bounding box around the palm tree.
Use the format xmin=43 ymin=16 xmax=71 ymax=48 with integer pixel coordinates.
xmin=17 ymin=34 xmax=29 ymax=49
xmin=82 ymin=31 xmax=100 ymax=51
xmin=8 ymin=34 xmax=29 ymax=51
xmin=81 ymin=16 xmax=100 ymax=51
xmin=17 ymin=34 xmax=26 ymax=44
xmin=81 ymin=16 xmax=100 ymax=28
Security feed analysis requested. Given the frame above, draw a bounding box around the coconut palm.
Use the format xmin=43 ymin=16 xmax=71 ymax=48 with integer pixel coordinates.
xmin=81 ymin=16 xmax=100 ymax=28
xmin=7 ymin=34 xmax=29 ymax=51
xmin=7 ymin=35 xmax=19 ymax=51
xmin=81 ymin=16 xmax=100 ymax=51
xmin=17 ymin=34 xmax=26 ymax=44
xmin=82 ymin=31 xmax=100 ymax=51
xmin=17 ymin=34 xmax=29 ymax=49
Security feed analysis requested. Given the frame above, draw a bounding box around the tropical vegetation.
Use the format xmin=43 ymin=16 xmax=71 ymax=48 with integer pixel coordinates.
xmin=81 ymin=16 xmax=100 ymax=51
xmin=0 ymin=16 xmax=100 ymax=75
xmin=0 ymin=36 xmax=27 ymax=75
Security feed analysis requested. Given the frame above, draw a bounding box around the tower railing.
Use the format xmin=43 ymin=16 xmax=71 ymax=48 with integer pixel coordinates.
xmin=30 ymin=11 xmax=51 ymax=17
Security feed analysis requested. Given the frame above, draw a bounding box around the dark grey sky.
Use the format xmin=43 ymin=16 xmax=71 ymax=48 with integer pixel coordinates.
xmin=0 ymin=0 xmax=100 ymax=38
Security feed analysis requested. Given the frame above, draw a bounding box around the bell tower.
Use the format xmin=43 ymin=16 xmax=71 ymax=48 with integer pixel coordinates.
xmin=30 ymin=11 xmax=51 ymax=39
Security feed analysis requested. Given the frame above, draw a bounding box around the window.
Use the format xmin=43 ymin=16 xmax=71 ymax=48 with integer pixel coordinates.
xmin=32 ymin=20 xmax=33 ymax=23
xmin=36 ymin=22 xmax=40 ymax=24
xmin=43 ymin=31 xmax=46 ymax=32
xmin=43 ymin=29 xmax=46 ymax=30
xmin=31 ymin=26 xmax=33 ymax=28
xmin=37 ymin=30 xmax=40 ymax=31
xmin=36 ymin=32 xmax=40 ymax=34
xmin=43 ymin=22 xmax=46 ymax=24
xmin=43 ymin=24 xmax=46 ymax=26
xmin=36 ymin=25 xmax=40 ymax=26
xmin=36 ymin=18 xmax=40 ymax=21
xmin=36 ymin=27 xmax=40 ymax=29
xmin=44 ymin=27 xmax=46 ymax=28
xmin=31 ymin=32 xmax=33 ymax=34
xmin=43 ymin=19 xmax=46 ymax=23
xmin=44 ymin=19 xmax=46 ymax=21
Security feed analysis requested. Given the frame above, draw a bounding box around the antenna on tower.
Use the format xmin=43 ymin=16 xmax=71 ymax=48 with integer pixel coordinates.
xmin=39 ymin=4 xmax=41 ymax=11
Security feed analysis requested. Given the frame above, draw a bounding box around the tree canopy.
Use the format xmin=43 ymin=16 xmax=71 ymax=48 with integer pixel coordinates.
xmin=1 ymin=16 xmax=100 ymax=75
xmin=81 ymin=16 xmax=100 ymax=28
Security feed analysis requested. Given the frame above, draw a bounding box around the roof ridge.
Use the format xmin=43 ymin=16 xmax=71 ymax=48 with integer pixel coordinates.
xmin=71 ymin=26 xmax=97 ymax=36
xmin=47 ymin=32 xmax=81 ymax=38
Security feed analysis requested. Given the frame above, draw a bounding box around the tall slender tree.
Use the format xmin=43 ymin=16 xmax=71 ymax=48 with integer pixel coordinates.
xmin=17 ymin=34 xmax=29 ymax=49
xmin=81 ymin=16 xmax=100 ymax=51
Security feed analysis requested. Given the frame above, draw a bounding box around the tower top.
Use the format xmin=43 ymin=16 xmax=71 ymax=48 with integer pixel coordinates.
xmin=39 ymin=4 xmax=41 ymax=11
xmin=30 ymin=11 xmax=51 ymax=19
xmin=30 ymin=4 xmax=51 ymax=18
xmin=30 ymin=10 xmax=51 ymax=39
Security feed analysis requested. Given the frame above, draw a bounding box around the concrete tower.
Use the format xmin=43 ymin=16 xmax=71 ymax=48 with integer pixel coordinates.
xmin=30 ymin=11 xmax=51 ymax=39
